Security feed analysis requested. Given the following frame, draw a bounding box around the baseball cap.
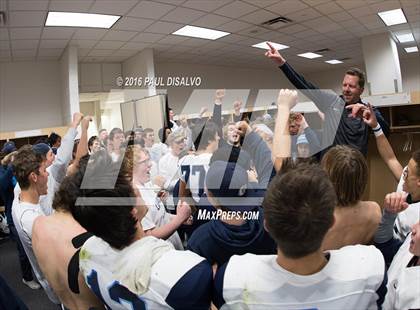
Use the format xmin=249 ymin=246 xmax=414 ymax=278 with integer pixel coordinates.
xmin=1 ymin=141 xmax=17 ymax=154
xmin=32 ymin=143 xmax=51 ymax=155
xmin=205 ymin=160 xmax=257 ymax=211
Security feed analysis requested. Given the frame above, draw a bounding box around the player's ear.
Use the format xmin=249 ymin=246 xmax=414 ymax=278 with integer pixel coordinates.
xmin=330 ymin=214 xmax=336 ymax=229
xmin=263 ymin=219 xmax=269 ymax=232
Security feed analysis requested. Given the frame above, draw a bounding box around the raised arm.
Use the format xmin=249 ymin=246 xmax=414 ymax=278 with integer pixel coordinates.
xmin=67 ymin=116 xmax=91 ymax=175
xmin=272 ymin=89 xmax=298 ymax=172
xmin=237 ymin=122 xmax=273 ymax=188
xmin=49 ymin=112 xmax=83 ymax=183
xmin=351 ymin=103 xmax=403 ymax=180
xmin=265 ymin=42 xmax=340 ymax=113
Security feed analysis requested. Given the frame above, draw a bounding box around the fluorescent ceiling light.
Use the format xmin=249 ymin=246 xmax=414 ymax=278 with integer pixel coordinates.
xmin=45 ymin=11 xmax=120 ymax=28
xmin=172 ymin=25 xmax=229 ymax=40
xmin=252 ymin=41 xmax=289 ymax=50
xmin=378 ymin=8 xmax=407 ymax=26
xmin=298 ymin=52 xmax=322 ymax=59
xmin=396 ymin=33 xmax=415 ymax=43
xmin=405 ymin=46 xmax=418 ymax=53
xmin=325 ymin=59 xmax=343 ymax=64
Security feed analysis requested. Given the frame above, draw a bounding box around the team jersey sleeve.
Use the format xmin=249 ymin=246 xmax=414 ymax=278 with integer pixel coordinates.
xmin=213 ymin=262 xmax=227 ymax=309
xmin=165 ymin=260 xmax=213 ymax=310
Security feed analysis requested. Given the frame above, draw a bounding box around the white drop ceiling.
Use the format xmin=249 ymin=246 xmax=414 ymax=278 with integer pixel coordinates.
xmin=0 ymin=0 xmax=419 ymax=72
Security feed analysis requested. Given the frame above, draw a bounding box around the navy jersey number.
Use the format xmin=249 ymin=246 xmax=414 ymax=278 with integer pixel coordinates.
xmin=181 ymin=165 xmax=206 ymax=198
xmin=86 ymin=270 xmax=146 ymax=309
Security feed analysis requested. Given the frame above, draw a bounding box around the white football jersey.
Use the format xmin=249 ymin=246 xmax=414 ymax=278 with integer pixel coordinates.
xmin=79 ymin=236 xmax=212 ymax=310
xmin=383 ymin=233 xmax=420 ymax=310
xmin=179 ymin=153 xmax=212 ymax=203
xmin=395 ymin=169 xmax=420 ymax=239
xmin=214 ymin=245 xmax=386 ymax=310
xmin=138 ymin=182 xmax=183 ymax=250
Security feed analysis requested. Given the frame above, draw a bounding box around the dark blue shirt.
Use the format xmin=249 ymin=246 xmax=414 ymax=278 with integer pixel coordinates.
xmin=187 ymin=207 xmax=276 ymax=266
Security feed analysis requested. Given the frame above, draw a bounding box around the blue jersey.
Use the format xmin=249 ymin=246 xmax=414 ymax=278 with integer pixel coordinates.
xmin=79 ymin=236 xmax=212 ymax=310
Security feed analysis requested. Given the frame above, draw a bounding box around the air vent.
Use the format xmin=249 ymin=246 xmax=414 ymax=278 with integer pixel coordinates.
xmin=0 ymin=11 xmax=6 ymax=27
xmin=261 ymin=16 xmax=293 ymax=26
xmin=313 ymin=48 xmax=331 ymax=53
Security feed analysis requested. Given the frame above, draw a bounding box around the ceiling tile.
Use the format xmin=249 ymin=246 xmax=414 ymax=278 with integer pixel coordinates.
xmin=70 ymin=40 xmax=97 ymax=49
xmin=113 ymin=17 xmax=154 ymax=31
xmin=82 ymin=57 xmax=105 ymax=62
xmin=287 ymin=8 xmax=323 ymax=23
xmin=180 ymin=38 xmax=210 ymax=47
xmin=128 ymin=1 xmax=176 ymax=19
xmin=145 ymin=21 xmax=183 ymax=34
xmin=102 ymin=30 xmax=138 ymax=41
xmin=314 ymin=2 xmax=342 ymax=14
xmin=348 ymin=6 xmax=374 ymax=18
xmin=279 ymin=24 xmax=308 ymax=34
xmin=131 ymin=32 xmax=166 ymax=43
xmin=217 ymin=34 xmax=249 ymax=43
xmin=102 ymin=56 xmax=128 ymax=62
xmin=88 ymin=49 xmax=115 ymax=56
xmin=10 ymin=28 xmax=42 ymax=40
xmin=182 ymin=0 xmax=230 ymax=12
xmin=9 ymin=11 xmax=46 ymax=27
xmin=237 ymin=25 xmax=271 ymax=37
xmin=328 ymin=11 xmax=353 ymax=22
xmin=38 ymin=48 xmax=63 ymax=57
xmin=216 ymin=20 xmax=253 ymax=33
xmin=302 ymin=0 xmax=332 ymax=5
xmin=49 ymin=0 xmax=94 ymax=12
xmin=266 ymin=0 xmax=309 ymax=16
xmin=166 ymin=45 xmax=192 ymax=53
xmin=241 ymin=0 xmax=280 ymax=8
xmin=11 ymin=40 xmax=39 ymax=49
xmin=0 ymin=41 xmax=9 ymax=50
xmin=77 ymin=48 xmax=91 ymax=56
xmin=9 ymin=1 xmax=49 ymax=11
xmin=294 ymin=29 xmax=321 ymax=39
xmin=335 ymin=0 xmax=366 ymax=10
xmin=0 ymin=29 xmax=9 ymax=41
xmin=73 ymin=29 xmax=107 ymax=40
xmin=154 ymin=0 xmax=185 ymax=5
xmin=42 ymin=28 xmax=75 ymax=40
xmin=161 ymin=7 xmax=206 ymax=23
xmin=120 ymin=42 xmax=151 ymax=50
xmin=89 ymin=0 xmax=138 ymax=15
xmin=191 ymin=14 xmax=231 ymax=28
xmin=39 ymin=39 xmax=69 ymax=49
xmin=213 ymin=1 xmax=258 ymax=19
xmin=369 ymin=0 xmax=401 ymax=13
xmin=148 ymin=43 xmax=171 ymax=51
xmin=13 ymin=56 xmax=36 ymax=61
xmin=239 ymin=9 xmax=279 ymax=25
xmin=38 ymin=56 xmax=61 ymax=61
xmin=157 ymin=35 xmax=188 ymax=44
xmin=112 ymin=49 xmax=140 ymax=57
xmin=94 ymin=41 xmax=126 ymax=49
xmin=0 ymin=50 xmax=11 ymax=57
xmin=13 ymin=49 xmax=37 ymax=57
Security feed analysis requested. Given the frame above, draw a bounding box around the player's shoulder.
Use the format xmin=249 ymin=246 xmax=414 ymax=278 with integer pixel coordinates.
xmin=328 ymin=245 xmax=385 ymax=279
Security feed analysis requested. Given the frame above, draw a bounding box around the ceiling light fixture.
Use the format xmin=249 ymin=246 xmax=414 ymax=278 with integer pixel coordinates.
xmin=45 ymin=11 xmax=121 ymax=28
xmin=396 ymin=33 xmax=415 ymax=43
xmin=325 ymin=59 xmax=343 ymax=64
xmin=172 ymin=25 xmax=230 ymax=40
xmin=298 ymin=52 xmax=322 ymax=59
xmin=378 ymin=8 xmax=407 ymax=26
xmin=404 ymin=46 xmax=418 ymax=53
xmin=252 ymin=41 xmax=289 ymax=50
